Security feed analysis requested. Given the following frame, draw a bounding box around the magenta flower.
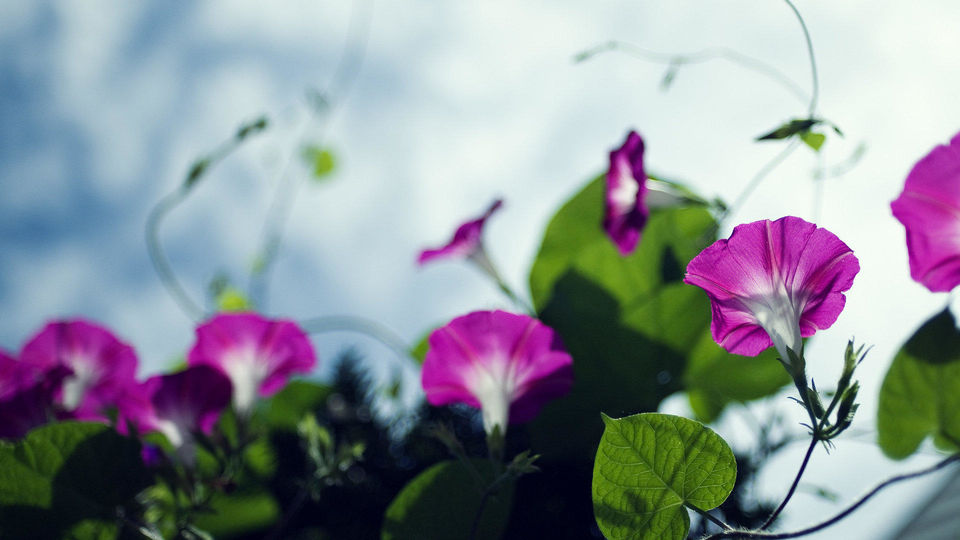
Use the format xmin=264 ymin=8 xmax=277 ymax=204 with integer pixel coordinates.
xmin=18 ymin=319 xmax=139 ymax=420
xmin=187 ymin=312 xmax=316 ymax=414
xmin=0 ymin=351 xmax=71 ymax=439
xmin=684 ymin=216 xmax=859 ymax=363
xmin=417 ymin=199 xmax=503 ymax=266
xmin=891 ymin=132 xmax=960 ymax=292
xmin=123 ymin=366 xmax=232 ymax=463
xmin=421 ymin=310 xmax=573 ymax=435
xmin=604 ymin=130 xmax=649 ymax=256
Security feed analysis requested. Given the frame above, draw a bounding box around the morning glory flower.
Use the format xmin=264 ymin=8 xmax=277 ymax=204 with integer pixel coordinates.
xmin=125 ymin=366 xmax=232 ymax=464
xmin=421 ymin=310 xmax=573 ymax=435
xmin=18 ymin=319 xmax=139 ymax=420
xmin=604 ymin=130 xmax=649 ymax=256
xmin=417 ymin=199 xmax=503 ymax=266
xmin=187 ymin=312 xmax=316 ymax=414
xmin=891 ymin=132 xmax=960 ymax=292
xmin=0 ymin=351 xmax=71 ymax=438
xmin=684 ymin=216 xmax=859 ymax=364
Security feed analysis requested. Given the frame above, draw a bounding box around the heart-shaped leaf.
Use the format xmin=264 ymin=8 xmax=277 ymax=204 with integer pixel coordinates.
xmin=592 ymin=413 xmax=736 ymax=540
xmin=878 ymin=308 xmax=960 ymax=458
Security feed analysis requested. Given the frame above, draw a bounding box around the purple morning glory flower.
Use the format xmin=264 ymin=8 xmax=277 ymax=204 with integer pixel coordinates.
xmin=891 ymin=132 xmax=960 ymax=292
xmin=187 ymin=312 xmax=316 ymax=414
xmin=417 ymin=199 xmax=503 ymax=266
xmin=123 ymin=366 xmax=232 ymax=463
xmin=604 ymin=130 xmax=649 ymax=256
xmin=684 ymin=216 xmax=859 ymax=363
xmin=421 ymin=310 xmax=573 ymax=435
xmin=0 ymin=350 xmax=71 ymax=439
xmin=18 ymin=319 xmax=139 ymax=421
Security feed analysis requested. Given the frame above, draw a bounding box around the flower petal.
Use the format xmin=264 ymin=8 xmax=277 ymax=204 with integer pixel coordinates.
xmin=891 ymin=132 xmax=960 ymax=292
xmin=18 ymin=319 xmax=138 ymax=420
xmin=421 ymin=310 xmax=573 ymax=434
xmin=685 ymin=216 xmax=858 ymax=359
xmin=187 ymin=312 xmax=316 ymax=413
xmin=417 ymin=199 xmax=503 ymax=265
xmin=603 ymin=131 xmax=649 ymax=256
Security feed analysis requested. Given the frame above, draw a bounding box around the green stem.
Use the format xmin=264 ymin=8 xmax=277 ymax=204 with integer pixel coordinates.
xmin=687 ymin=503 xmax=733 ymax=531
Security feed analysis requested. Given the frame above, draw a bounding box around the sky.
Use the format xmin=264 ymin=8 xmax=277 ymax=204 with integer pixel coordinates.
xmin=2 ymin=1 xmax=960 ymax=538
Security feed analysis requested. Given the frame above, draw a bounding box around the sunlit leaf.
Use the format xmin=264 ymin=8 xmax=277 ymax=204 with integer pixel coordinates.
xmin=302 ymin=145 xmax=337 ymax=181
xmin=382 ymin=459 xmax=513 ymax=540
xmin=800 ymin=132 xmax=826 ymax=152
xmin=593 ymin=413 xmax=736 ymax=540
xmin=878 ymin=308 xmax=960 ymax=459
xmin=755 ymin=118 xmax=820 ymax=141
xmin=528 ymin=174 xmax=782 ymax=459
xmin=217 ymin=287 xmax=252 ymax=312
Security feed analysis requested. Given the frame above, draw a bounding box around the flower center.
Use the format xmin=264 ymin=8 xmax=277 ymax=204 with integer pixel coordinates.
xmin=61 ymin=355 xmax=100 ymax=411
xmin=468 ymin=357 xmax=517 ymax=435
xmin=221 ymin=346 xmax=270 ymax=414
xmin=744 ymin=284 xmax=803 ymax=363
xmin=610 ymin=173 xmax=639 ymax=212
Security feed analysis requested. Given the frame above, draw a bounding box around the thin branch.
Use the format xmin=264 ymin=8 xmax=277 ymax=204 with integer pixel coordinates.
xmin=782 ymin=0 xmax=819 ymax=117
xmin=703 ymin=454 xmax=960 ymax=540
xmin=759 ymin=435 xmax=818 ymax=529
xmin=725 ymin=138 xmax=801 ymax=219
xmin=687 ymin=503 xmax=733 ymax=531
xmin=249 ymin=0 xmax=375 ymax=309
xmin=146 ymin=188 xmax=205 ymax=320
xmin=299 ymin=315 xmax=413 ymax=365
xmin=575 ymin=40 xmax=808 ymax=105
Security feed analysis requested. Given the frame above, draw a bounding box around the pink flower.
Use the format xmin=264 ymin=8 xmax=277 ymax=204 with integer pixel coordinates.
xmin=684 ymin=217 xmax=859 ymax=363
xmin=0 ymin=350 xmax=71 ymax=439
xmin=604 ymin=131 xmax=649 ymax=256
xmin=123 ymin=366 xmax=232 ymax=463
xmin=891 ymin=132 xmax=960 ymax=292
xmin=18 ymin=319 xmax=139 ymax=421
xmin=417 ymin=199 xmax=503 ymax=266
xmin=187 ymin=313 xmax=316 ymax=414
xmin=421 ymin=310 xmax=573 ymax=435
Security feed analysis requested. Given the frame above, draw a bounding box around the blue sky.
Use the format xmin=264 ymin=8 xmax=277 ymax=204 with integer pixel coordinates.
xmin=2 ymin=1 xmax=960 ymax=536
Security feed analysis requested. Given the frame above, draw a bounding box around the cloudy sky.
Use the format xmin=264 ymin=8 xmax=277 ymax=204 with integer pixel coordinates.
xmin=2 ymin=1 xmax=960 ymax=537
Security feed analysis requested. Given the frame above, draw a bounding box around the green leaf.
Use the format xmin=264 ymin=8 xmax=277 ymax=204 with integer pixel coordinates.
xmin=755 ymin=118 xmax=820 ymax=141
xmin=684 ymin=332 xmax=789 ymax=422
xmin=261 ymin=380 xmax=332 ymax=431
xmin=528 ymin=175 xmax=778 ymax=459
xmin=410 ymin=330 xmax=432 ymax=365
xmin=217 ymin=287 xmax=252 ymax=312
xmin=0 ymin=422 xmax=152 ymax=538
xmin=191 ymin=490 xmax=280 ymax=538
xmin=382 ymin=460 xmax=514 ymax=540
xmin=800 ymin=132 xmax=826 ymax=152
xmin=302 ymin=145 xmax=337 ymax=181
xmin=592 ymin=413 xmax=736 ymax=540
xmin=878 ymin=308 xmax=960 ymax=459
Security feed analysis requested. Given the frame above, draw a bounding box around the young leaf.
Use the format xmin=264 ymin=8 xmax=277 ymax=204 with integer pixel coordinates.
xmin=592 ymin=413 xmax=736 ymax=540
xmin=382 ymin=459 xmax=514 ymax=540
xmin=755 ymin=118 xmax=820 ymax=141
xmin=800 ymin=132 xmax=826 ymax=152
xmin=878 ymin=308 xmax=960 ymax=458
xmin=302 ymin=145 xmax=337 ymax=181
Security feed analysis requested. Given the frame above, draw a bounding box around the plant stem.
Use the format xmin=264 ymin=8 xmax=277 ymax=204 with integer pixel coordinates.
xmin=249 ymin=0 xmax=374 ymax=309
xmin=575 ymin=41 xmax=808 ymax=106
xmin=146 ymin=188 xmax=205 ymax=321
xmin=759 ymin=435 xmax=818 ymax=529
xmin=782 ymin=0 xmax=819 ymax=117
xmin=687 ymin=503 xmax=733 ymax=531
xmin=300 ymin=315 xmax=414 ymax=366
xmin=726 ymin=138 xmax=801 ymax=220
xmin=703 ymin=454 xmax=960 ymax=539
